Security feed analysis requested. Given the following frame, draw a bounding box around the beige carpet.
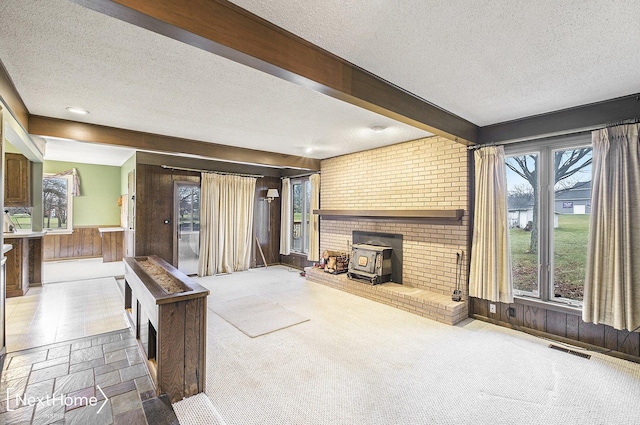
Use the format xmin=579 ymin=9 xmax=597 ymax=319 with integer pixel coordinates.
xmin=210 ymin=294 xmax=309 ymax=338
xmin=174 ymin=266 xmax=640 ymax=425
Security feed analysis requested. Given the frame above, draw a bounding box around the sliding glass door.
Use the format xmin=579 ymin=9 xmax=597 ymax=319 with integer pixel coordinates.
xmin=175 ymin=182 xmax=200 ymax=275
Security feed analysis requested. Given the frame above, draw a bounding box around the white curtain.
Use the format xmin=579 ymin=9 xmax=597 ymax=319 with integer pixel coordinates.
xmin=307 ymin=174 xmax=320 ymax=261
xmin=469 ymin=146 xmax=513 ymax=304
xmin=279 ymin=178 xmax=292 ymax=255
xmin=583 ymin=124 xmax=640 ymax=331
xmin=198 ymin=173 xmax=256 ymax=276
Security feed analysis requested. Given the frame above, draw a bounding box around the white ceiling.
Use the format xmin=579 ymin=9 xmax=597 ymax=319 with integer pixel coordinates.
xmin=1 ymin=0 xmax=639 ymax=166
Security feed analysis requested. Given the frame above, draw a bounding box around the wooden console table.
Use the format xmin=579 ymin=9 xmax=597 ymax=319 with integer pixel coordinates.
xmin=124 ymin=255 xmax=209 ymax=402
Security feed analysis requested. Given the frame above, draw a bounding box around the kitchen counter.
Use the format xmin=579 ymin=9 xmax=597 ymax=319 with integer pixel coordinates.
xmin=98 ymin=227 xmax=124 ymax=233
xmin=2 ymin=244 xmax=12 ymax=254
xmin=3 ymin=231 xmax=46 ymax=239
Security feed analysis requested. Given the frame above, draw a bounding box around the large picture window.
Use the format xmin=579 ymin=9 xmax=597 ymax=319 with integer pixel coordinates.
xmin=505 ymin=135 xmax=592 ymax=307
xmin=291 ymin=178 xmax=311 ymax=254
xmin=43 ymin=174 xmax=74 ymax=232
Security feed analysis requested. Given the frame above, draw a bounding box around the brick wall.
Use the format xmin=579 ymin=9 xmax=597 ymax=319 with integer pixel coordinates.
xmin=320 ymin=136 xmax=470 ymax=302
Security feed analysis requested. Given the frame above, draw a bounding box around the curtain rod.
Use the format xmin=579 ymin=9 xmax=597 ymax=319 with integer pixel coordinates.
xmin=468 ymin=117 xmax=640 ymax=151
xmin=160 ymin=165 xmax=263 ymax=178
xmin=281 ymin=171 xmax=320 ymax=179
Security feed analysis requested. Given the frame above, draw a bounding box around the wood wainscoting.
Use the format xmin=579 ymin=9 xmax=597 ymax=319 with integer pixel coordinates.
xmin=280 ymin=252 xmax=314 ymax=270
xmin=43 ymin=226 xmax=103 ymax=260
xmin=470 ymin=297 xmax=640 ymax=362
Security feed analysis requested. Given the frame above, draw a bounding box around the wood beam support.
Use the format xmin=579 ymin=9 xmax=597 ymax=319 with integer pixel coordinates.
xmin=479 ymin=93 xmax=640 ymax=144
xmin=28 ymin=116 xmax=320 ymax=170
xmin=71 ymin=0 xmax=478 ymax=145
xmin=0 ymin=59 xmax=30 ymax=131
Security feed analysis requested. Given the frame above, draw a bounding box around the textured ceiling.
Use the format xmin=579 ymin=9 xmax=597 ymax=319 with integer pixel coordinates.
xmin=1 ymin=0 xmax=639 ymax=166
xmin=233 ymin=0 xmax=640 ymax=125
xmin=0 ymin=0 xmax=430 ymax=164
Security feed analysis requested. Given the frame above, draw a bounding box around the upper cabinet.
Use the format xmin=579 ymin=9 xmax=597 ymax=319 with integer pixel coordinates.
xmin=4 ymin=153 xmax=31 ymax=207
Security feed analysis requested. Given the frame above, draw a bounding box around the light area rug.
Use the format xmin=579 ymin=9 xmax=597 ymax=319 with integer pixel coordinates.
xmin=210 ymin=294 xmax=309 ymax=338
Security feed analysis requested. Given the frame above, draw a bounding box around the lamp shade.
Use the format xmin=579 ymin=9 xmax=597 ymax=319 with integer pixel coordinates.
xmin=266 ymin=189 xmax=279 ymax=199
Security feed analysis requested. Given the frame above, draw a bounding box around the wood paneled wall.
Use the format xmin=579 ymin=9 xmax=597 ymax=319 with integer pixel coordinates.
xmin=43 ymin=226 xmax=102 ymax=260
xmin=135 ymin=164 xmax=199 ymax=264
xmin=135 ymin=161 xmax=281 ymax=269
xmin=470 ymin=297 xmax=640 ymax=361
xmin=280 ymin=253 xmax=313 ymax=270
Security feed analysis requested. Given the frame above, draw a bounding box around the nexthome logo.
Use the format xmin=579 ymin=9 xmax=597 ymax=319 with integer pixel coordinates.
xmin=5 ymin=385 xmax=110 ymax=414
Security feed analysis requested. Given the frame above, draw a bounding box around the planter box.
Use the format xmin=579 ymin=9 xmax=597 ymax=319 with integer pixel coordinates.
xmin=124 ymin=255 xmax=209 ymax=402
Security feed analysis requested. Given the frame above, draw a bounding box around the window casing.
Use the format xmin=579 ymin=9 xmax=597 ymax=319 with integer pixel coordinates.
xmin=505 ymin=134 xmax=592 ymax=308
xmin=291 ymin=177 xmax=311 ymax=254
xmin=43 ymin=174 xmax=73 ymax=233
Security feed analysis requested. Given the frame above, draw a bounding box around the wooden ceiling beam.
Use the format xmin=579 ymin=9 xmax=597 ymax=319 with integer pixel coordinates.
xmin=0 ymin=59 xmax=30 ymax=131
xmin=71 ymin=0 xmax=478 ymax=144
xmin=28 ymin=116 xmax=321 ymax=170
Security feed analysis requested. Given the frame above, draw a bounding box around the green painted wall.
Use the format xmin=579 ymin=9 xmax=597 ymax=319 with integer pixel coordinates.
xmin=120 ymin=153 xmax=136 ymax=195
xmin=43 ymin=161 xmax=121 ymax=226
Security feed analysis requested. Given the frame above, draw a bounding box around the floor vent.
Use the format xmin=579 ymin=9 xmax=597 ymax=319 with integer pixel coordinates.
xmin=549 ymin=344 xmax=591 ymax=359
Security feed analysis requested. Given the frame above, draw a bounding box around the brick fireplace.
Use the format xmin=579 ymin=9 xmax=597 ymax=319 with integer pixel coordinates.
xmin=307 ymin=135 xmax=471 ymax=325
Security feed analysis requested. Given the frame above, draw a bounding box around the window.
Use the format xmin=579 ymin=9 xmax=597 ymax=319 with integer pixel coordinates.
xmin=291 ymin=178 xmax=311 ymax=254
xmin=43 ymin=174 xmax=73 ymax=232
xmin=505 ymin=135 xmax=592 ymax=307
xmin=4 ymin=207 xmax=32 ymax=231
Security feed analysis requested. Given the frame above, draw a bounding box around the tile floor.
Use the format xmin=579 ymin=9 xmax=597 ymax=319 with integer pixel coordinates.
xmin=0 ymin=329 xmax=178 ymax=425
xmin=42 ymin=258 xmax=125 ymax=284
xmin=1 ymin=259 xmax=178 ymax=424
xmin=5 ymin=277 xmax=128 ymax=352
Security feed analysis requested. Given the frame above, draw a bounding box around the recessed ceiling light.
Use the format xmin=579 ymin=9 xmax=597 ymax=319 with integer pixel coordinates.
xmin=304 ymin=147 xmax=314 ymax=154
xmin=65 ymin=107 xmax=90 ymax=115
xmin=371 ymin=126 xmax=386 ymax=132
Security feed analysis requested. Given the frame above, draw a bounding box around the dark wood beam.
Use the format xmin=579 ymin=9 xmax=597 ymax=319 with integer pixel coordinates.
xmin=28 ymin=116 xmax=320 ymax=170
xmin=479 ymin=93 xmax=640 ymax=144
xmin=71 ymin=0 xmax=478 ymax=144
xmin=135 ymin=151 xmax=283 ymax=177
xmin=0 ymin=59 xmax=30 ymax=130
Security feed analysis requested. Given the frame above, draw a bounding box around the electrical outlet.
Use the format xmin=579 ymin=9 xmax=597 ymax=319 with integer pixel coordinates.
xmin=489 ymin=303 xmax=496 ymax=314
xmin=508 ymin=307 xmax=516 ymax=317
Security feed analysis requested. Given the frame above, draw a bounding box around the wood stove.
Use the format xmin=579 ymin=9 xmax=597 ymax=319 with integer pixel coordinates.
xmin=347 ymin=244 xmax=393 ymax=285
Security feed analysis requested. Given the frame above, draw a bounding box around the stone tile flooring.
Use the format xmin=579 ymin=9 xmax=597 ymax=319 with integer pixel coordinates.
xmin=0 ymin=329 xmax=178 ymax=425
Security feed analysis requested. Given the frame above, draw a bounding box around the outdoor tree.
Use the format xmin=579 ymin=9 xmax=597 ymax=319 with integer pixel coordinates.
xmin=508 ymin=184 xmax=534 ymax=209
xmin=43 ymin=177 xmax=68 ymax=228
xmin=178 ymin=186 xmax=200 ymax=231
xmin=506 ymin=148 xmax=592 ymax=253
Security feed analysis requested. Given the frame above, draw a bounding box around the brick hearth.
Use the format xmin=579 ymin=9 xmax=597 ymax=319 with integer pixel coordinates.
xmin=306 ymin=268 xmax=468 ymax=325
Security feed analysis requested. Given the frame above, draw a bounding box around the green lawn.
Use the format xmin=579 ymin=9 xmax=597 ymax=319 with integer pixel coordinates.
xmin=9 ymin=213 xmax=32 ymax=229
xmin=510 ymin=214 xmax=590 ymax=301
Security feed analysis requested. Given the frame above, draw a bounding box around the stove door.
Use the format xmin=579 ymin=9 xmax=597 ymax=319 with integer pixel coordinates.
xmin=349 ymin=248 xmax=377 ymax=274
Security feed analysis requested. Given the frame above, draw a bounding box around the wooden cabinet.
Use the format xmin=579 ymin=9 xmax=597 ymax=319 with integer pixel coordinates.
xmin=4 ymin=153 xmax=31 ymax=207
xmin=5 ymin=238 xmax=29 ymax=298
xmin=4 ymin=235 xmax=43 ymax=298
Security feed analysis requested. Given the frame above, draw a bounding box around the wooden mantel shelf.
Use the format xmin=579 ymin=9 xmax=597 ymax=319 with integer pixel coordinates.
xmin=312 ymin=209 xmax=464 ymax=223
